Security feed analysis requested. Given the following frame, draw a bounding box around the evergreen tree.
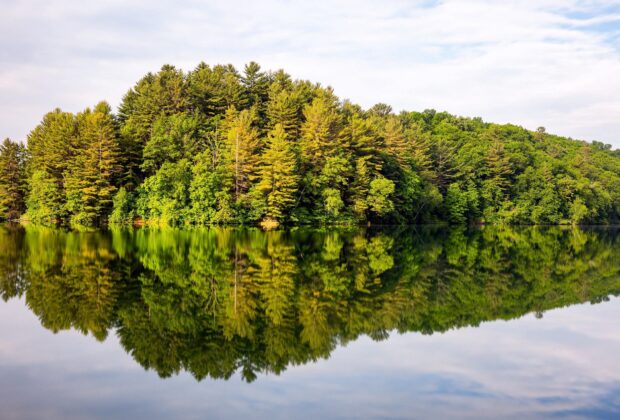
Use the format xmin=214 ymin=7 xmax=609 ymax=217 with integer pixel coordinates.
xmin=224 ymin=107 xmax=260 ymax=203
xmin=255 ymin=125 xmax=299 ymax=221
xmin=142 ymin=112 xmax=203 ymax=176
xmin=65 ymin=102 xmax=121 ymax=225
xmin=299 ymin=91 xmax=342 ymax=174
xmin=345 ymin=113 xmax=384 ymax=174
xmin=26 ymin=109 xmax=76 ymax=223
xmin=0 ymin=139 xmax=27 ymax=220
xmin=481 ymin=138 xmax=513 ymax=221
xmin=266 ymin=87 xmax=300 ymax=137
xmin=383 ymin=116 xmax=408 ymax=166
xmin=485 ymin=135 xmax=512 ymax=190
xmin=118 ymin=65 xmax=187 ymax=187
xmin=241 ymin=62 xmax=271 ymax=120
xmin=4 ymin=61 xmax=619 ymax=227
xmin=403 ymin=120 xmax=434 ymax=179
xmin=187 ymin=63 xmax=247 ymax=117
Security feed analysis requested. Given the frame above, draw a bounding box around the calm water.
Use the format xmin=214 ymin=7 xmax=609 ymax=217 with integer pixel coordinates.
xmin=0 ymin=225 xmax=619 ymax=419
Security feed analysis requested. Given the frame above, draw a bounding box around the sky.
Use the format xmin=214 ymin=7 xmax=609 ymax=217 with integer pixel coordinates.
xmin=1 ymin=0 xmax=620 ymax=148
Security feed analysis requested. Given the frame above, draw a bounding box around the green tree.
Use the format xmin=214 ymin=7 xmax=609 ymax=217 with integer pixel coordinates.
xmin=110 ymin=187 xmax=135 ymax=224
xmin=224 ymin=107 xmax=260 ymax=204
xmin=136 ymin=159 xmax=192 ymax=225
xmin=299 ymin=91 xmax=342 ymax=173
xmin=351 ymin=157 xmax=372 ymax=218
xmin=367 ymin=177 xmax=395 ymax=217
xmin=26 ymin=109 xmax=76 ymax=223
xmin=186 ymin=63 xmax=247 ymax=117
xmin=118 ymin=65 xmax=187 ymax=187
xmin=241 ymin=62 xmax=271 ymax=120
xmin=383 ymin=116 xmax=409 ymax=165
xmin=0 ymin=139 xmax=27 ymax=220
xmin=65 ymin=102 xmax=121 ymax=226
xmin=569 ymin=197 xmax=589 ymax=225
xmin=142 ymin=113 xmax=203 ymax=176
xmin=189 ymin=150 xmax=233 ymax=224
xmin=13 ymin=61 xmax=620 ymax=227
xmin=266 ymin=86 xmax=300 ymax=136
xmin=255 ymin=124 xmax=299 ymax=221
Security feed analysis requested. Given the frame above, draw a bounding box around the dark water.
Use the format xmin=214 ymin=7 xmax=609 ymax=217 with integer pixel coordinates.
xmin=0 ymin=225 xmax=619 ymax=419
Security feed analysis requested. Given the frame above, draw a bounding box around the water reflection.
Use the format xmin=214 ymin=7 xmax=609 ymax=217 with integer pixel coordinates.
xmin=0 ymin=225 xmax=618 ymax=383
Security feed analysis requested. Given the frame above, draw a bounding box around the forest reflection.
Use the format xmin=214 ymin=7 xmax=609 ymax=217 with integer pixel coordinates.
xmin=0 ymin=225 xmax=618 ymax=382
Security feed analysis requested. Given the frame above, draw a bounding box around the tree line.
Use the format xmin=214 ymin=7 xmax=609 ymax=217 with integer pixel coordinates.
xmin=0 ymin=225 xmax=618 ymax=381
xmin=1 ymin=62 xmax=619 ymax=226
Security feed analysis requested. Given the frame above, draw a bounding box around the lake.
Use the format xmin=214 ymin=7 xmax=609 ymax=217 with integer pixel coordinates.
xmin=0 ymin=225 xmax=619 ymax=419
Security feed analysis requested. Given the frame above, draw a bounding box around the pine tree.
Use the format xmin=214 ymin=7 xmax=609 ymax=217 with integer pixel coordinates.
xmin=344 ymin=113 xmax=383 ymax=174
xmin=256 ymin=125 xmax=299 ymax=221
xmin=0 ymin=139 xmax=27 ymax=220
xmin=187 ymin=63 xmax=248 ymax=117
xmin=383 ymin=116 xmax=408 ymax=165
xmin=431 ymin=137 xmax=459 ymax=192
xmin=486 ymin=139 xmax=512 ymax=191
xmin=224 ymin=107 xmax=260 ymax=203
xmin=266 ymin=87 xmax=300 ymax=137
xmin=12 ymin=62 xmax=620 ymax=227
xmin=241 ymin=62 xmax=271 ymax=119
xmin=141 ymin=112 xmax=202 ymax=176
xmin=118 ymin=65 xmax=187 ymax=188
xmin=299 ymin=91 xmax=342 ymax=174
xmin=65 ymin=102 xmax=121 ymax=225
xmin=26 ymin=109 xmax=76 ymax=222
xmin=403 ymin=121 xmax=433 ymax=178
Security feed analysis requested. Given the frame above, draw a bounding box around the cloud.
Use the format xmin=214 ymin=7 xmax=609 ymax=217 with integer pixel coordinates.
xmin=0 ymin=0 xmax=619 ymax=147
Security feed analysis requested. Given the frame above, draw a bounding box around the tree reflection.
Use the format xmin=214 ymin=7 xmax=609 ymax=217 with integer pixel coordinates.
xmin=0 ymin=225 xmax=618 ymax=382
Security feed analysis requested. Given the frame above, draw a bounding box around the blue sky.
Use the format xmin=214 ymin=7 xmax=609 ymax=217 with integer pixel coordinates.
xmin=1 ymin=0 xmax=620 ymax=147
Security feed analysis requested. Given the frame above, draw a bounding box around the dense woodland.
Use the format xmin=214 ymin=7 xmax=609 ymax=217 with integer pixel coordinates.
xmin=0 ymin=226 xmax=618 ymax=381
xmin=1 ymin=62 xmax=619 ymax=226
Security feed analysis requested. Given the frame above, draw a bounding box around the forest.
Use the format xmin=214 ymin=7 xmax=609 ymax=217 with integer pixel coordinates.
xmin=0 ymin=225 xmax=618 ymax=381
xmin=1 ymin=62 xmax=619 ymax=226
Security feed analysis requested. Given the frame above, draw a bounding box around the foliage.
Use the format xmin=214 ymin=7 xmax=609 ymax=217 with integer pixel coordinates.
xmin=0 ymin=225 xmax=618 ymax=381
xmin=109 ymin=187 xmax=135 ymax=224
xmin=6 ymin=62 xmax=620 ymax=226
xmin=254 ymin=124 xmax=299 ymax=221
xmin=65 ymin=102 xmax=121 ymax=226
xmin=0 ymin=138 xmax=27 ymax=220
xmin=135 ymin=159 xmax=191 ymax=225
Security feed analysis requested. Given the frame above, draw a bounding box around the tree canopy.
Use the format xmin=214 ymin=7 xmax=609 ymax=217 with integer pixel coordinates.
xmin=2 ymin=62 xmax=619 ymax=226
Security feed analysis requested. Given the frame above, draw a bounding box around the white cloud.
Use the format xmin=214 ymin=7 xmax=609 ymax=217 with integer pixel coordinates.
xmin=0 ymin=0 xmax=619 ymax=147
